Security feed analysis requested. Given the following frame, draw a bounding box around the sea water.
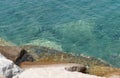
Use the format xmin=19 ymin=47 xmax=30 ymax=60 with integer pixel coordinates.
xmin=0 ymin=0 xmax=120 ymax=67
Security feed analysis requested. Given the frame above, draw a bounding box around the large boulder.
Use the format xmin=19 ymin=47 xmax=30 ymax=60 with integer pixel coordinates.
xmin=13 ymin=65 xmax=104 ymax=78
xmin=0 ymin=46 xmax=21 ymax=62
xmin=0 ymin=53 xmax=22 ymax=78
xmin=0 ymin=46 xmax=35 ymax=65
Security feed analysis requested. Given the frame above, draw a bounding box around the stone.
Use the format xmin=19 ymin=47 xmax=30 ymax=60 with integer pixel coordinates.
xmin=13 ymin=66 xmax=104 ymax=78
xmin=0 ymin=46 xmax=35 ymax=65
xmin=15 ymin=49 xmax=35 ymax=65
xmin=65 ymin=64 xmax=87 ymax=73
xmin=0 ymin=46 xmax=21 ymax=62
xmin=0 ymin=53 xmax=22 ymax=78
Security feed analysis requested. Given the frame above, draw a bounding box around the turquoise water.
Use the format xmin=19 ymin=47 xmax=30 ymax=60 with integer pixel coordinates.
xmin=0 ymin=0 xmax=120 ymax=67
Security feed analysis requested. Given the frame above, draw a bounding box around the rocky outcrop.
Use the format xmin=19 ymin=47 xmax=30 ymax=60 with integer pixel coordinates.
xmin=21 ymin=45 xmax=110 ymax=67
xmin=0 ymin=45 xmax=118 ymax=78
xmin=0 ymin=53 xmax=22 ymax=78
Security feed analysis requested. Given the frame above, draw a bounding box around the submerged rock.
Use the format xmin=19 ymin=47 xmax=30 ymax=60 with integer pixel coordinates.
xmin=0 ymin=38 xmax=15 ymax=46
xmin=23 ymin=39 xmax=63 ymax=51
xmin=0 ymin=53 xmax=22 ymax=78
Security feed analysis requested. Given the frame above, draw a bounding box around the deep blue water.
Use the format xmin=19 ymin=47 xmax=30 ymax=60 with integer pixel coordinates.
xmin=0 ymin=0 xmax=120 ymax=67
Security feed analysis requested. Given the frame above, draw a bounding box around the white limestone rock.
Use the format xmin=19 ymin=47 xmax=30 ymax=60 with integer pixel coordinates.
xmin=14 ymin=65 xmax=105 ymax=78
xmin=0 ymin=53 xmax=22 ymax=78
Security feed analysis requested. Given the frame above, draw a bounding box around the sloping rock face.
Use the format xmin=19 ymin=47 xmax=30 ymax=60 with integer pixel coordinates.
xmin=21 ymin=45 xmax=110 ymax=67
xmin=0 ymin=53 xmax=22 ymax=78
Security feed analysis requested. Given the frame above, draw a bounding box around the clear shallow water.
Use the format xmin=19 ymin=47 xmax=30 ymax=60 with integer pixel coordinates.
xmin=0 ymin=0 xmax=120 ymax=67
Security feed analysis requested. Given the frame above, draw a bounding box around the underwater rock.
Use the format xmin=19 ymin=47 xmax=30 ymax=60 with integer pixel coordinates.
xmin=23 ymin=39 xmax=63 ymax=51
xmin=0 ymin=38 xmax=15 ymax=46
xmin=0 ymin=53 xmax=22 ymax=78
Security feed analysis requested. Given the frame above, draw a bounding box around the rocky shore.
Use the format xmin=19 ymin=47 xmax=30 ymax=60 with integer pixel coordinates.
xmin=0 ymin=45 xmax=119 ymax=78
xmin=0 ymin=38 xmax=120 ymax=78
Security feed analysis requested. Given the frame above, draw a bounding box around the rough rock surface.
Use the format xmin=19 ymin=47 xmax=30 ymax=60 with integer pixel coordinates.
xmin=88 ymin=66 xmax=120 ymax=77
xmin=0 ymin=46 xmax=35 ymax=65
xmin=0 ymin=46 xmax=21 ymax=62
xmin=13 ymin=65 xmax=104 ymax=78
xmin=65 ymin=64 xmax=87 ymax=73
xmin=15 ymin=49 xmax=35 ymax=65
xmin=0 ymin=53 xmax=22 ymax=78
xmin=21 ymin=45 xmax=110 ymax=67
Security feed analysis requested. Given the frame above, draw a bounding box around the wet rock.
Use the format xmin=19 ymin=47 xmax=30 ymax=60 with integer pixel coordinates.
xmin=65 ymin=64 xmax=87 ymax=73
xmin=0 ymin=38 xmax=15 ymax=46
xmin=15 ymin=49 xmax=35 ymax=65
xmin=88 ymin=66 xmax=120 ymax=77
xmin=21 ymin=45 xmax=111 ymax=68
xmin=0 ymin=53 xmax=22 ymax=78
